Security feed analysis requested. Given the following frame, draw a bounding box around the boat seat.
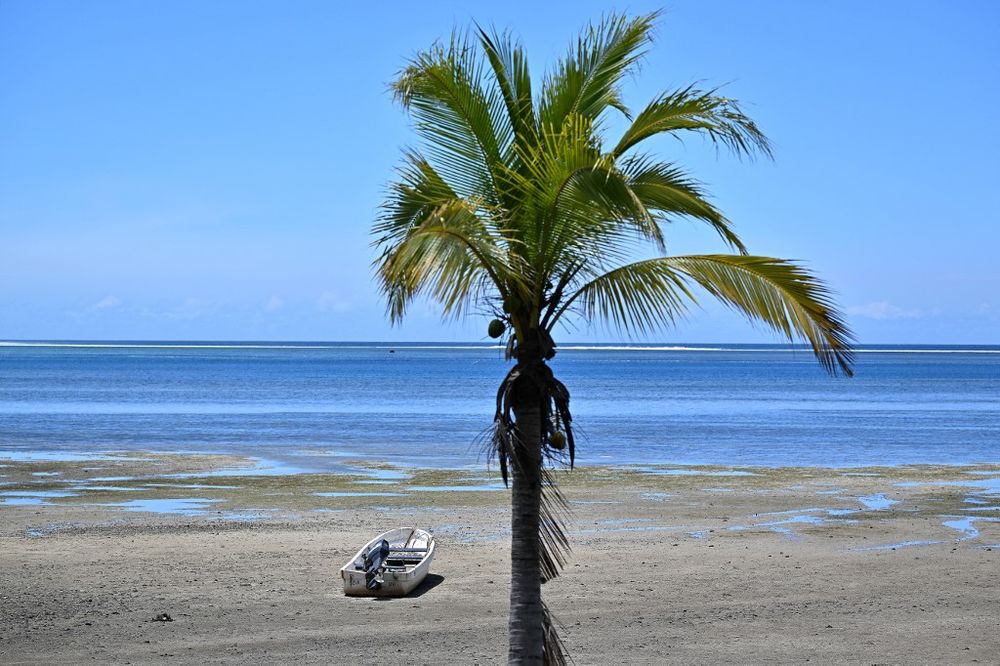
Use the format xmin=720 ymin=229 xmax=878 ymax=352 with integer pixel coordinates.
xmin=385 ymin=553 xmax=424 ymax=562
xmin=357 ymin=548 xmax=427 ymax=570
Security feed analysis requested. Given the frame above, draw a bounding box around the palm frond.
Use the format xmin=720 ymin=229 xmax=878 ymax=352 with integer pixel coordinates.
xmin=392 ymin=32 xmax=512 ymax=203
xmin=549 ymin=161 xmax=665 ymax=262
xmin=538 ymin=12 xmax=658 ymax=129
xmin=507 ymin=114 xmax=666 ymax=279
xmin=621 ymin=154 xmax=747 ymax=253
xmin=556 ymin=256 xmax=695 ymax=335
xmin=612 ymin=84 xmax=772 ymax=160
xmin=665 ymin=255 xmax=853 ymax=375
xmin=375 ymin=198 xmax=520 ymax=322
xmin=538 ymin=469 xmax=571 ymax=583
xmin=542 ymin=602 xmax=569 ymax=666
xmin=505 ymin=113 xmax=604 ymax=265
xmin=374 ymin=151 xmax=462 ymax=244
xmin=477 ymin=25 xmax=538 ymax=156
xmin=556 ymin=254 xmax=854 ymax=376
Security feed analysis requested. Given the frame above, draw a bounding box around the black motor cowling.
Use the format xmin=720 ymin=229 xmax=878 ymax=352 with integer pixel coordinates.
xmin=363 ymin=539 xmax=391 ymax=590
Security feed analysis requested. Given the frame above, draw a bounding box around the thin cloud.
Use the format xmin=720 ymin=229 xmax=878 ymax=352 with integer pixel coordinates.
xmin=316 ymin=291 xmax=352 ymax=313
xmin=164 ymin=297 xmax=213 ymax=320
xmin=846 ymin=301 xmax=929 ymax=321
xmin=91 ymin=296 xmax=122 ymax=311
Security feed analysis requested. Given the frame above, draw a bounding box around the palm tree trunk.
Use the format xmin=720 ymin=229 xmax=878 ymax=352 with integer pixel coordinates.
xmin=508 ymin=373 xmax=544 ymax=664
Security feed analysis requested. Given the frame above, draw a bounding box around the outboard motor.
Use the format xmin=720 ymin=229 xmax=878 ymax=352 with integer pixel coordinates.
xmin=363 ymin=539 xmax=390 ymax=590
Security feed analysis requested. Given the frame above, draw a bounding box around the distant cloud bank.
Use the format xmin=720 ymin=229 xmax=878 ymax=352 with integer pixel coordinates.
xmin=846 ymin=301 xmax=934 ymax=321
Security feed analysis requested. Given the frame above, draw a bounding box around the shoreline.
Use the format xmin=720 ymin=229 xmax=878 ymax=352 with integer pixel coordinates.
xmin=2 ymin=451 xmax=1000 ymax=525
xmin=3 ymin=449 xmax=1000 ymax=507
xmin=3 ymin=452 xmax=999 ymax=663
xmin=4 ymin=446 xmax=1000 ymax=474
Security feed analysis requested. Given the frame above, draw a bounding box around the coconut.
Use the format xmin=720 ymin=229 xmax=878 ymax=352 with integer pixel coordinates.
xmin=502 ymin=296 xmax=521 ymax=314
xmin=549 ymin=430 xmax=566 ymax=450
xmin=487 ymin=319 xmax=506 ymax=339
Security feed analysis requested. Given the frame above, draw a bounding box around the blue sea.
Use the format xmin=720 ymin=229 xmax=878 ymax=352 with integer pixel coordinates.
xmin=1 ymin=342 xmax=997 ymax=470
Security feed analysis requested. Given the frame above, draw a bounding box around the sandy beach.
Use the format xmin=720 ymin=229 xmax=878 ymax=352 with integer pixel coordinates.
xmin=1 ymin=453 xmax=998 ymax=665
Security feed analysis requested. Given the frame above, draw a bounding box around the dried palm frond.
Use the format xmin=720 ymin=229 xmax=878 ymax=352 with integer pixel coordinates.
xmin=542 ymin=602 xmax=570 ymax=666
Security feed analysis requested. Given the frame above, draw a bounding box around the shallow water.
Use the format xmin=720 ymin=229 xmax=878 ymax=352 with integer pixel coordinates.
xmin=858 ymin=494 xmax=897 ymax=510
xmin=896 ymin=477 xmax=1000 ymax=496
xmin=168 ymin=459 xmax=313 ymax=477
xmin=2 ymin=342 xmax=998 ymax=469
xmin=0 ymin=450 xmax=141 ymax=462
xmin=143 ymin=483 xmax=240 ymax=490
xmin=729 ymin=509 xmax=858 ymax=538
xmin=0 ymin=490 xmax=78 ymax=498
xmin=856 ymin=540 xmax=945 ymax=552
xmin=632 ymin=467 xmax=757 ymax=477
xmin=405 ymin=484 xmax=507 ymax=492
xmin=313 ymin=491 xmax=409 ymax=497
xmin=1 ymin=497 xmax=49 ymax=506
xmin=99 ymin=498 xmax=221 ymax=515
xmin=942 ymin=516 xmax=1000 ymax=540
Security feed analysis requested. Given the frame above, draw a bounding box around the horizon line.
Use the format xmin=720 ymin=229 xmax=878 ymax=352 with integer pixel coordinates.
xmin=2 ymin=339 xmax=999 ymax=353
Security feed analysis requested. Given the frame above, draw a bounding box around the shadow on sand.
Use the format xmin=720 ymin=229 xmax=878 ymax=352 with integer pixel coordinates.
xmin=374 ymin=574 xmax=445 ymax=601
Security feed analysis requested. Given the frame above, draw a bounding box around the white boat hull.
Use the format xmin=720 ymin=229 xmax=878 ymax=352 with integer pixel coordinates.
xmin=340 ymin=527 xmax=435 ymax=597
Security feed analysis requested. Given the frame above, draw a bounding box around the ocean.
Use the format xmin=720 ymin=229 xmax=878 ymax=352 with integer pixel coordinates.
xmin=1 ymin=342 xmax=997 ymax=470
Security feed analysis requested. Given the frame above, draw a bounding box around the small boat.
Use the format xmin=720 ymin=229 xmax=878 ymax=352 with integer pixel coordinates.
xmin=340 ymin=527 xmax=435 ymax=597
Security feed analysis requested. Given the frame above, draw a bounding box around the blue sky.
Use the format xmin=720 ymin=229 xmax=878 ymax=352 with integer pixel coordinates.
xmin=2 ymin=1 xmax=998 ymax=343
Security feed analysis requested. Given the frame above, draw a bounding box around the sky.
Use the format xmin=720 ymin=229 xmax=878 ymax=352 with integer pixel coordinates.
xmin=1 ymin=1 xmax=998 ymax=344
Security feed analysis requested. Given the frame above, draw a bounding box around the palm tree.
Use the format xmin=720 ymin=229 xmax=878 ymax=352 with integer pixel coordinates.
xmin=372 ymin=12 xmax=853 ymax=665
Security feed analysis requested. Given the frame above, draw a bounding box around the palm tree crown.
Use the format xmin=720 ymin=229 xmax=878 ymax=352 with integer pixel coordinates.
xmin=373 ymin=12 xmax=854 ymax=665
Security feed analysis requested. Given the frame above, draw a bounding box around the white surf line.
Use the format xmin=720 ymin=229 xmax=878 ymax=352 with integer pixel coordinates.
xmin=557 ymin=345 xmax=729 ymax=351
xmin=563 ymin=347 xmax=1000 ymax=354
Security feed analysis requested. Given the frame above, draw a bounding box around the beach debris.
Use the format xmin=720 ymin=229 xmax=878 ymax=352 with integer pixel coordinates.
xmin=152 ymin=612 xmax=173 ymax=622
xmin=487 ymin=319 xmax=506 ymax=339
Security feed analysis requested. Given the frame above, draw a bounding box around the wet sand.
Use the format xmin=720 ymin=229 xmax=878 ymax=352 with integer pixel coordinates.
xmin=2 ymin=454 xmax=999 ymax=664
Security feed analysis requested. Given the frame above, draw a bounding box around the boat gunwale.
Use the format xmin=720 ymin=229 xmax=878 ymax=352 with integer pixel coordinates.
xmin=340 ymin=527 xmax=435 ymax=593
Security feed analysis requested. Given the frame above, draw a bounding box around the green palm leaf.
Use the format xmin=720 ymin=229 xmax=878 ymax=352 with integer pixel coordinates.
xmin=613 ymin=84 xmax=773 ymax=159
xmin=558 ymin=254 xmax=854 ymax=376
xmin=621 ymin=155 xmax=747 ymax=253
xmin=392 ymin=33 xmax=512 ymax=203
xmin=375 ymin=198 xmax=523 ymax=322
xmin=477 ymin=26 xmax=538 ymax=154
xmin=667 ymin=255 xmax=853 ymax=375
xmin=538 ymin=12 xmax=657 ymax=129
